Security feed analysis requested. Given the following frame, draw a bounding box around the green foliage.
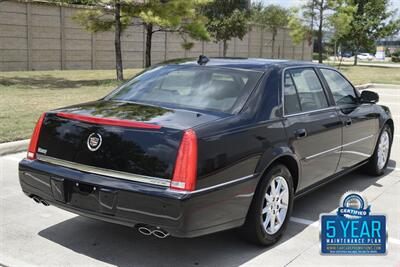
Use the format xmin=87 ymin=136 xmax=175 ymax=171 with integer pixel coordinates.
xmin=47 ymin=0 xmax=98 ymax=5
xmin=131 ymin=0 xmax=211 ymax=41
xmin=206 ymin=9 xmax=247 ymax=42
xmin=202 ymin=0 xmax=249 ymax=55
xmin=328 ymin=2 xmax=356 ymax=41
xmin=312 ymin=52 xmax=327 ymax=60
xmin=344 ymin=0 xmax=400 ymax=64
xmin=392 ymin=55 xmax=400 ymax=62
xmin=181 ymin=41 xmax=194 ymax=51
xmin=73 ymin=1 xmax=133 ymax=33
xmin=392 ymin=49 xmax=400 ymax=62
xmin=288 ymin=8 xmax=309 ymax=44
xmin=251 ymin=4 xmax=289 ymax=36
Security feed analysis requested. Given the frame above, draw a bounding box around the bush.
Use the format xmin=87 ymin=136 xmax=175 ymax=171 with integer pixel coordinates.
xmin=391 ymin=50 xmax=400 ymax=62
xmin=313 ymin=53 xmax=328 ymax=61
xmin=392 ymin=56 xmax=400 ymax=62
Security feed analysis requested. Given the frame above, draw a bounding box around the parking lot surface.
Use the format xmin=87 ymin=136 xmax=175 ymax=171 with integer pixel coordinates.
xmin=1 ymin=87 xmax=399 ymax=267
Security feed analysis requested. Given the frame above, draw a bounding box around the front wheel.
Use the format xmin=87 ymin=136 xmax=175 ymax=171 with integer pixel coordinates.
xmin=241 ymin=164 xmax=294 ymax=246
xmin=363 ymin=125 xmax=392 ymax=176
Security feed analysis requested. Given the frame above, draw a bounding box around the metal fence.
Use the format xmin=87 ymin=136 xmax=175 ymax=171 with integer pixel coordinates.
xmin=0 ymin=0 xmax=313 ymax=71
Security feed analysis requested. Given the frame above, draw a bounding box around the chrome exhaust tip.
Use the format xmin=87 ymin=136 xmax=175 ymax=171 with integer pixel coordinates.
xmin=153 ymin=229 xmax=170 ymax=239
xmin=32 ymin=196 xmax=41 ymax=204
xmin=40 ymin=200 xmax=50 ymax=206
xmin=138 ymin=226 xmax=153 ymax=236
xmin=137 ymin=225 xmax=170 ymax=238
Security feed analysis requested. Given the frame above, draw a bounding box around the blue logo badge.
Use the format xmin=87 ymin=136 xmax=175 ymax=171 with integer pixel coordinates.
xmin=320 ymin=191 xmax=387 ymax=255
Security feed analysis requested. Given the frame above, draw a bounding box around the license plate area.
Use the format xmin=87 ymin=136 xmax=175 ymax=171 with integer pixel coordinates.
xmin=68 ymin=181 xmax=99 ymax=211
xmin=53 ymin=178 xmax=118 ymax=215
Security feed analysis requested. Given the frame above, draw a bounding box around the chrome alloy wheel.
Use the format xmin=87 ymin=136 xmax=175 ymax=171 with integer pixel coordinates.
xmin=377 ymin=130 xmax=390 ymax=170
xmin=262 ymin=176 xmax=289 ymax=235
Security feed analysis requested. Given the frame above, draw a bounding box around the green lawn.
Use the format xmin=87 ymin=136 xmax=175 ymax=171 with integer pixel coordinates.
xmin=0 ymin=69 xmax=141 ymax=143
xmin=1 ymin=65 xmax=399 ymax=143
xmin=333 ymin=65 xmax=400 ymax=85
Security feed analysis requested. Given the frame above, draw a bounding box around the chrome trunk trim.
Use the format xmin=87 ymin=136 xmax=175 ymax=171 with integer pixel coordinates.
xmin=36 ymin=154 xmax=171 ymax=187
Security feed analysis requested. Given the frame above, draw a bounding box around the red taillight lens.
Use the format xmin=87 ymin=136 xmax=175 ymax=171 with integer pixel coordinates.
xmin=170 ymin=129 xmax=197 ymax=191
xmin=27 ymin=113 xmax=46 ymax=160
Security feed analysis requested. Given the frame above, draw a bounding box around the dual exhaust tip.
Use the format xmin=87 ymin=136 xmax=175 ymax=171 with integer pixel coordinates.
xmin=31 ymin=195 xmax=49 ymax=206
xmin=30 ymin=195 xmax=168 ymax=238
xmin=137 ymin=225 xmax=170 ymax=239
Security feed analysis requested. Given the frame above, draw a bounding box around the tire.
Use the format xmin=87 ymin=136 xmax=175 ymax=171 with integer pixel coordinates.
xmin=363 ymin=125 xmax=392 ymax=176
xmin=241 ymin=164 xmax=294 ymax=246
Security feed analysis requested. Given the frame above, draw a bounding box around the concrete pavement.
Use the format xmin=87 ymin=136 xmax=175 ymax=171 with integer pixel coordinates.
xmin=0 ymin=87 xmax=399 ymax=267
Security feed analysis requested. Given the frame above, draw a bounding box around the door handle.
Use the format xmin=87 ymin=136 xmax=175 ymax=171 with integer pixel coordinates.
xmin=294 ymin=128 xmax=307 ymax=139
xmin=344 ymin=118 xmax=352 ymax=127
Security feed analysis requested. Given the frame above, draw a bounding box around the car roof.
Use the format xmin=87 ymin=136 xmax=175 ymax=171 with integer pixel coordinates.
xmin=166 ymin=57 xmax=328 ymax=72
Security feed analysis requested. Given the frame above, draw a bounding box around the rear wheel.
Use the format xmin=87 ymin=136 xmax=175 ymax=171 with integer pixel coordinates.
xmin=241 ymin=164 xmax=294 ymax=246
xmin=363 ymin=125 xmax=392 ymax=176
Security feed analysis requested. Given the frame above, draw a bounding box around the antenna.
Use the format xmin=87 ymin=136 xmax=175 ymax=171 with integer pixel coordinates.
xmin=197 ymin=55 xmax=209 ymax=66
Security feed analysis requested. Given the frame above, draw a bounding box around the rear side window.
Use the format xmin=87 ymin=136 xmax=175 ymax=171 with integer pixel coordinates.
xmin=283 ymin=72 xmax=302 ymax=114
xmin=320 ymin=68 xmax=357 ymax=105
xmin=283 ymin=68 xmax=329 ymax=115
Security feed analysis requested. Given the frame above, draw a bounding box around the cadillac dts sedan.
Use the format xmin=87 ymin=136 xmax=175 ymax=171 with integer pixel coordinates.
xmin=19 ymin=57 xmax=394 ymax=245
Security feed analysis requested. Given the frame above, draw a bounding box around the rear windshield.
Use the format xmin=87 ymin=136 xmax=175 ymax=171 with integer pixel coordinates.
xmin=106 ymin=65 xmax=263 ymax=114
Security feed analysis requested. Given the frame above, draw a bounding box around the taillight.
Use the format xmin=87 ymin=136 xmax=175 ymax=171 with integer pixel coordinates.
xmin=27 ymin=113 xmax=46 ymax=160
xmin=170 ymin=129 xmax=198 ymax=191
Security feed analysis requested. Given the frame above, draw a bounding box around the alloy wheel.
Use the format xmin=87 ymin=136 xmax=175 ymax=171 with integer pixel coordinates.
xmin=262 ymin=176 xmax=289 ymax=235
xmin=377 ymin=130 xmax=390 ymax=170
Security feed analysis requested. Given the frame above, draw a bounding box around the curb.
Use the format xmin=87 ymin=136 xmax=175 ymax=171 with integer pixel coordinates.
xmin=355 ymin=83 xmax=399 ymax=90
xmin=0 ymin=139 xmax=29 ymax=156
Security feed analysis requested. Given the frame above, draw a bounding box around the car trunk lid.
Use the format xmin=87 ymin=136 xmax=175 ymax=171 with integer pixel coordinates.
xmin=36 ymin=100 xmax=223 ymax=180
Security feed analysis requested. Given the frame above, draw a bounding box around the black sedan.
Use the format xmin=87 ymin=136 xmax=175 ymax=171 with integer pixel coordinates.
xmin=19 ymin=57 xmax=394 ymax=245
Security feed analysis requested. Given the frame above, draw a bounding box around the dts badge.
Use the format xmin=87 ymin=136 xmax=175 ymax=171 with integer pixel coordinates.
xmin=320 ymin=191 xmax=387 ymax=255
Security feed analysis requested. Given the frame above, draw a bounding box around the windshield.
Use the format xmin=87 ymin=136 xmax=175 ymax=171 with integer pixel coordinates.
xmin=106 ymin=65 xmax=263 ymax=114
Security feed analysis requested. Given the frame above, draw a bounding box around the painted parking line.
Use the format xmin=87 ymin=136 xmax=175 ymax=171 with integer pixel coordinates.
xmin=379 ymin=102 xmax=400 ymax=106
xmin=375 ymin=94 xmax=400 ymax=97
xmin=290 ymin=216 xmax=400 ymax=246
xmin=388 ymin=166 xmax=400 ymax=172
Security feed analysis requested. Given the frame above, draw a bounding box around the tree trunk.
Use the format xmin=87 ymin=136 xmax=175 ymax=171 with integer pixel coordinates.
xmin=223 ymin=40 xmax=228 ymax=57
xmin=317 ymin=0 xmax=324 ymax=63
xmin=354 ymin=47 xmax=359 ymax=66
xmin=114 ymin=0 xmax=123 ymax=81
xmin=145 ymin=23 xmax=153 ymax=68
xmin=271 ymin=33 xmax=276 ymax=59
xmin=334 ymin=41 xmax=337 ymax=62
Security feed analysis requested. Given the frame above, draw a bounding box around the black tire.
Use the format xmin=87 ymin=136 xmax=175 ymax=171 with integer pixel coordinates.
xmin=363 ymin=125 xmax=392 ymax=176
xmin=241 ymin=164 xmax=294 ymax=246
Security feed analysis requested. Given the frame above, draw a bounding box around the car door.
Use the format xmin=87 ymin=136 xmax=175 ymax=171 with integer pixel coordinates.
xmin=318 ymin=68 xmax=379 ymax=171
xmin=282 ymin=67 xmax=342 ymax=190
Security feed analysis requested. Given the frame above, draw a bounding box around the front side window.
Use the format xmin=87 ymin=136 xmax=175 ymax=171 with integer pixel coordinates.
xmin=283 ymin=68 xmax=329 ymax=115
xmin=320 ymin=68 xmax=357 ymax=105
xmin=106 ymin=65 xmax=263 ymax=114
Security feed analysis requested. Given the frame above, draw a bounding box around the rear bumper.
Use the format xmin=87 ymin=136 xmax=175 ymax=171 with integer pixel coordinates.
xmin=19 ymin=159 xmax=258 ymax=238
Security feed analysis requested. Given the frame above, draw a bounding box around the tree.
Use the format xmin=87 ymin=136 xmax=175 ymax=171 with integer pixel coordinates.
xmin=343 ymin=0 xmax=400 ymax=65
xmin=305 ymin=0 xmax=346 ymax=63
xmin=203 ymin=0 xmax=249 ymax=57
xmin=130 ymin=0 xmax=210 ymax=68
xmin=252 ymin=4 xmax=289 ymax=58
xmin=74 ymin=0 xmax=134 ymax=80
xmin=288 ymin=8 xmax=309 ymax=45
xmin=328 ymin=3 xmax=356 ymax=61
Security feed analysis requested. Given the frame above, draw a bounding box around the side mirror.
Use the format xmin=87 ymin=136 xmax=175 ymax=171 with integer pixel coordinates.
xmin=360 ymin=90 xmax=379 ymax=104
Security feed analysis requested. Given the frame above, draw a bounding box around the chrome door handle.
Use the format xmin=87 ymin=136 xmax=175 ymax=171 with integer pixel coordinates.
xmin=344 ymin=118 xmax=352 ymax=127
xmin=294 ymin=128 xmax=307 ymax=139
